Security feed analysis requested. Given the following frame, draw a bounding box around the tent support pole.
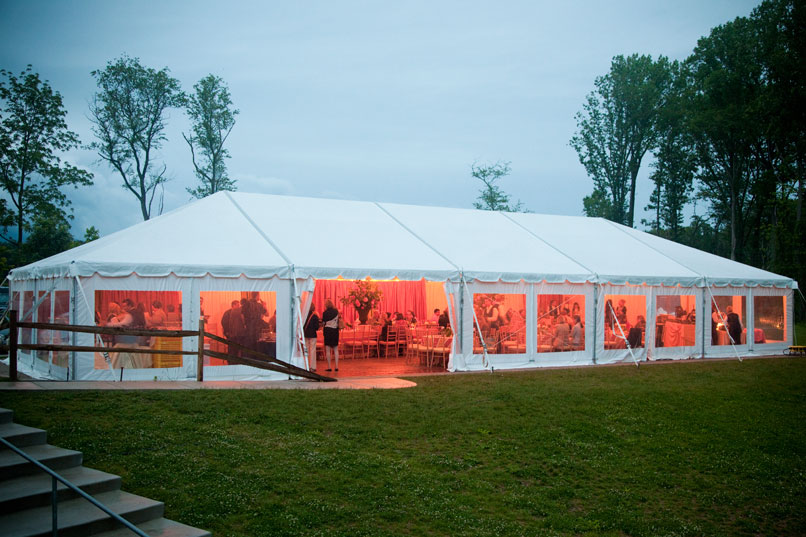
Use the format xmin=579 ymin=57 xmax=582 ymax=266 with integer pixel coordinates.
xmin=459 ymin=277 xmax=465 ymax=361
xmin=592 ymin=284 xmax=598 ymax=365
xmin=700 ymin=285 xmax=707 ymax=359
xmin=70 ymin=277 xmax=77 ymax=380
xmin=461 ymin=275 xmax=490 ymax=370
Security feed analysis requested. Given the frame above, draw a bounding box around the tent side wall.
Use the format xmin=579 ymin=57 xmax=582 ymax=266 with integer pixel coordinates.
xmin=8 ymin=273 xmax=297 ymax=382
xmin=450 ymin=280 xmax=795 ymax=372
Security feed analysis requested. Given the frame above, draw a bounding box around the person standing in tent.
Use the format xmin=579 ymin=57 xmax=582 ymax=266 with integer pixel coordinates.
xmin=322 ymin=299 xmax=341 ymax=371
xmin=571 ymin=315 xmax=584 ymax=350
xmin=242 ymin=292 xmax=267 ymax=351
xmin=304 ymin=304 xmax=320 ymax=371
xmin=483 ymin=297 xmax=502 ymax=352
xmin=221 ymin=300 xmax=246 ymax=356
xmin=725 ymin=306 xmax=743 ymax=345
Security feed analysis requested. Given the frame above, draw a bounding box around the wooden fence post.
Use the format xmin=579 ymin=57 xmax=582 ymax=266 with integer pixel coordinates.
xmin=197 ymin=317 xmax=205 ymax=382
xmin=9 ymin=310 xmax=18 ymax=382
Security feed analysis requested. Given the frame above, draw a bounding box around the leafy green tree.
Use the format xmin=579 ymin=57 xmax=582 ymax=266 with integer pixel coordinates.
xmin=643 ymin=62 xmax=697 ymax=240
xmin=184 ymin=74 xmax=239 ymax=199
xmin=0 ymin=66 xmax=93 ymax=249
xmin=89 ymin=55 xmax=184 ymax=220
xmin=81 ymin=226 xmax=100 ymax=243
xmin=686 ymin=16 xmax=764 ymax=261
xmin=471 ymin=161 xmax=527 ymax=212
xmin=21 ymin=212 xmax=75 ymax=263
xmin=582 ymin=187 xmax=613 ymax=219
xmin=750 ymin=0 xmax=805 ymax=284
xmin=571 ymin=54 xmax=672 ymax=227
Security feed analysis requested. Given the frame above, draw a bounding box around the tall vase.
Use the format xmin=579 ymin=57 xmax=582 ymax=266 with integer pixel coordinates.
xmin=357 ymin=308 xmax=369 ymax=325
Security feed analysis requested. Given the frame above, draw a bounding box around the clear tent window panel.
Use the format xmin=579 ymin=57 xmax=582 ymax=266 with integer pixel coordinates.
xmin=200 ymin=291 xmax=277 ymax=365
xmin=537 ymin=294 xmax=585 ymax=353
xmin=472 ymin=293 xmax=526 ymax=354
xmin=94 ymin=290 xmax=183 ymax=369
xmin=753 ymin=295 xmax=786 ymax=344
xmin=603 ymin=294 xmax=647 ymax=350
xmin=655 ymin=295 xmax=696 ymax=348
xmin=711 ymin=295 xmax=747 ymax=346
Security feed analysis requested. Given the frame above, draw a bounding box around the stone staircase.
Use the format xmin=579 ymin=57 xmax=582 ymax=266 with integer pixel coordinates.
xmin=0 ymin=407 xmax=210 ymax=537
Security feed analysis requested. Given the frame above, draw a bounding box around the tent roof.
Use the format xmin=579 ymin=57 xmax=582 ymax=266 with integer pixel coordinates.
xmin=9 ymin=191 xmax=796 ymax=288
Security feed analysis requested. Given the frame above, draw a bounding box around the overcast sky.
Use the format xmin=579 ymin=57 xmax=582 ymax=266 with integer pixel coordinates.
xmin=0 ymin=0 xmax=759 ymax=238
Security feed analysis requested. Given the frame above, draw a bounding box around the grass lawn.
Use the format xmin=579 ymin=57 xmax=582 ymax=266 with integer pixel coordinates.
xmin=2 ymin=358 xmax=805 ymax=537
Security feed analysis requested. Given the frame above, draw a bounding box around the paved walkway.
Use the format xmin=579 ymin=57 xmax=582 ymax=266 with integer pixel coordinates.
xmin=0 ymin=360 xmax=416 ymax=390
xmin=0 ymin=377 xmax=417 ymax=391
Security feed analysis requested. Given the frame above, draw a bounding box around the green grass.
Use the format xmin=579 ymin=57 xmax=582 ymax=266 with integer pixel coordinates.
xmin=2 ymin=358 xmax=805 ymax=537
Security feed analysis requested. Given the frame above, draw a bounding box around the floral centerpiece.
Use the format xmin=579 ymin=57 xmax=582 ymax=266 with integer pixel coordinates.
xmin=340 ymin=279 xmax=383 ymax=325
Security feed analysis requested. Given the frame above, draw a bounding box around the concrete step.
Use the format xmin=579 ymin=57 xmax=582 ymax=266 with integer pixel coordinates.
xmin=93 ymin=517 xmax=212 ymax=537
xmin=0 ymin=465 xmax=122 ymax=513
xmin=0 ymin=489 xmax=164 ymax=537
xmin=0 ymin=407 xmax=13 ymax=424
xmin=0 ymin=422 xmax=47 ymax=449
xmin=0 ymin=444 xmax=82 ymax=480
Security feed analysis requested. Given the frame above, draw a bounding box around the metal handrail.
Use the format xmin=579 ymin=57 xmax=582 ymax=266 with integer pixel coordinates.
xmin=0 ymin=436 xmax=149 ymax=537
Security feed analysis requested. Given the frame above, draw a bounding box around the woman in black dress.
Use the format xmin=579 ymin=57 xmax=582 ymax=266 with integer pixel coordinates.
xmin=321 ymin=299 xmax=341 ymax=371
xmin=304 ymin=304 xmax=320 ymax=371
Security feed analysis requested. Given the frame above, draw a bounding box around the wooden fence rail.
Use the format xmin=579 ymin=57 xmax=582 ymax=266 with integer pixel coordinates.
xmin=5 ymin=310 xmax=335 ymax=383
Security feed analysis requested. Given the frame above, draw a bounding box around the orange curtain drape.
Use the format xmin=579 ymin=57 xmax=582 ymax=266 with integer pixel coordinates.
xmin=311 ymin=279 xmax=430 ymax=324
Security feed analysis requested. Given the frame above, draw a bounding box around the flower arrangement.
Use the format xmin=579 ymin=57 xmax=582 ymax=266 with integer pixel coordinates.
xmin=340 ymin=279 xmax=384 ymax=324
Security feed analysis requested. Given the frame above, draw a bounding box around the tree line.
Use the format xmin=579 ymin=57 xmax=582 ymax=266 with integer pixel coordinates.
xmin=570 ymin=0 xmax=804 ymax=295
xmin=0 ymin=55 xmax=239 ymax=276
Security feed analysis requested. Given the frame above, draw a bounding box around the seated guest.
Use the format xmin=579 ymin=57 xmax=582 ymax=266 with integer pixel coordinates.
xmin=627 ymin=326 xmax=643 ymax=348
xmin=430 ymin=309 xmax=441 ymax=323
xmin=438 ymin=310 xmax=450 ymax=329
xmin=147 ymin=300 xmax=167 ymax=328
xmin=552 ymin=316 xmax=570 ymax=351
xmin=636 ymin=315 xmax=646 ymax=330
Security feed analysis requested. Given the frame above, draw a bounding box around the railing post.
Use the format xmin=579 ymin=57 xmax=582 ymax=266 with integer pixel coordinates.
xmin=197 ymin=317 xmax=205 ymax=382
xmin=52 ymin=475 xmax=58 ymax=536
xmin=9 ymin=310 xmax=18 ymax=382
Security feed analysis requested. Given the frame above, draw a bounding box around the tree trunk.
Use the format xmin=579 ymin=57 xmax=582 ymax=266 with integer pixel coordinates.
xmin=627 ymin=168 xmax=638 ymax=228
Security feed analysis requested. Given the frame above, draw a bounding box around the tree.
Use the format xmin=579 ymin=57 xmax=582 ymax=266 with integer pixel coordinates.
xmin=643 ymin=62 xmax=697 ymax=240
xmin=0 ymin=66 xmax=93 ymax=249
xmin=571 ymin=54 xmax=672 ymax=226
xmin=184 ymin=75 xmax=239 ymax=199
xmin=89 ymin=55 xmax=184 ymax=220
xmin=471 ymin=161 xmax=527 ymax=212
xmin=686 ymin=16 xmax=765 ymax=261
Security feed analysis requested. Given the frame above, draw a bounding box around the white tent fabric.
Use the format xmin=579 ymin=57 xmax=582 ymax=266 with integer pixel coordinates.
xmin=10 ymin=191 xmax=798 ymax=288
xmin=7 ymin=192 xmax=797 ymax=381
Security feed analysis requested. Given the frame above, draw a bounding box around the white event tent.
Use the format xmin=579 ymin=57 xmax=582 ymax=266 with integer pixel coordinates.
xmin=7 ymin=192 xmax=797 ymax=381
